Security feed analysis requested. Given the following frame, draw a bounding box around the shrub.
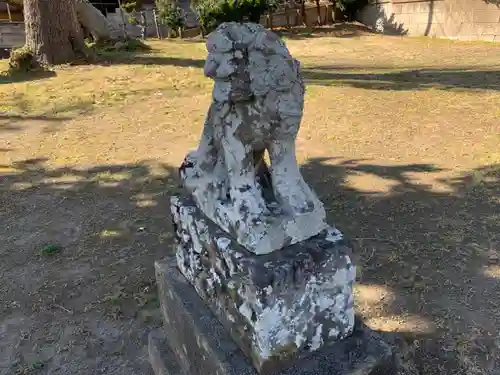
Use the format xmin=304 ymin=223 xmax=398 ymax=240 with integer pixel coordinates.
xmin=121 ymin=0 xmax=141 ymax=12
xmin=196 ymin=0 xmax=276 ymax=35
xmin=121 ymin=0 xmax=143 ymax=24
xmin=87 ymin=38 xmax=152 ymax=54
xmin=334 ymin=0 xmax=369 ymax=21
xmin=8 ymin=46 xmax=39 ymax=73
xmin=156 ymin=0 xmax=186 ymax=34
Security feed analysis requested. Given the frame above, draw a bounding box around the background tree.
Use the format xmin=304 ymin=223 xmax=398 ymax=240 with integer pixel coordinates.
xmin=196 ymin=0 xmax=276 ymax=35
xmin=156 ymin=0 xmax=186 ymax=38
xmin=333 ymin=0 xmax=369 ymax=22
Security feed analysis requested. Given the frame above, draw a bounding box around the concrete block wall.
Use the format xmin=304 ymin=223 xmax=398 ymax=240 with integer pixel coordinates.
xmin=0 ymin=22 xmax=25 ymax=49
xmin=358 ymin=0 xmax=500 ymax=42
xmin=107 ymin=2 xmax=200 ymax=39
xmin=106 ymin=8 xmax=146 ymax=38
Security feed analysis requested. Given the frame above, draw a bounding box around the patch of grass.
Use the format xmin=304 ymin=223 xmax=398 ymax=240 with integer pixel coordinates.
xmin=138 ymin=309 xmax=155 ymax=323
xmin=134 ymin=279 xmax=158 ymax=308
xmin=40 ymin=244 xmax=61 ymax=256
xmin=15 ymin=361 xmax=45 ymax=375
xmin=102 ymin=288 xmax=129 ymax=319
xmin=87 ymin=38 xmax=152 ymax=55
xmin=103 ymin=289 xmax=128 ymax=306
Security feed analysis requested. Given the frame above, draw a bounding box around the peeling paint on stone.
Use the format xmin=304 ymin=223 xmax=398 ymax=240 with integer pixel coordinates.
xmin=326 ymin=227 xmax=344 ymax=243
xmin=170 ymin=196 xmax=356 ymax=373
xmin=310 ymin=325 xmax=324 ymax=351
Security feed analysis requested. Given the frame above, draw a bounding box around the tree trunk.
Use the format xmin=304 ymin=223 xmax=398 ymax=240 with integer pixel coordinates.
xmin=300 ymin=0 xmax=307 ymax=26
xmin=267 ymin=11 xmax=273 ymax=30
xmin=285 ymin=0 xmax=290 ymax=28
xmin=315 ymin=0 xmax=322 ymax=25
xmin=23 ymin=0 xmax=86 ymax=65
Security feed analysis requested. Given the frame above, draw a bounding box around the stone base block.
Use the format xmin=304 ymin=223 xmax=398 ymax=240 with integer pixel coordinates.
xmin=170 ymin=195 xmax=357 ymax=374
xmin=181 ymin=182 xmax=328 ymax=255
xmin=151 ymin=259 xmax=395 ymax=375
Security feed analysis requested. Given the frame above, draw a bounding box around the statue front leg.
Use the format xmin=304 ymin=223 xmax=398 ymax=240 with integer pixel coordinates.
xmin=222 ymin=131 xmax=268 ymax=221
xmin=181 ymin=103 xmax=220 ymax=181
xmin=180 ymin=103 xmax=228 ymax=207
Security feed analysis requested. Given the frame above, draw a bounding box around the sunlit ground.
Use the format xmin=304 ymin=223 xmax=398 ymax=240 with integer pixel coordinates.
xmin=1 ymin=33 xmax=499 ymax=374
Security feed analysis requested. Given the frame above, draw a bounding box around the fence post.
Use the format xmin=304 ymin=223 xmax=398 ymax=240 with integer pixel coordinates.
xmin=153 ymin=9 xmax=161 ymax=39
xmin=315 ymin=0 xmax=321 ymax=25
xmin=300 ymin=0 xmax=307 ymax=26
xmin=285 ymin=0 xmax=290 ymax=28
xmin=117 ymin=0 xmax=129 ymax=38
xmin=267 ymin=12 xmax=273 ymax=30
xmin=6 ymin=3 xmax=12 ymax=22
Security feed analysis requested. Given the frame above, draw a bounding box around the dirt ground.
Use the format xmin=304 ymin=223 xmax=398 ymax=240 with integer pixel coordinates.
xmin=1 ymin=31 xmax=499 ymax=375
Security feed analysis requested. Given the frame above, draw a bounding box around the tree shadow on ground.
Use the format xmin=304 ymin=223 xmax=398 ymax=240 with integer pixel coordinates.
xmin=0 ymin=70 xmax=57 ymax=84
xmin=379 ymin=13 xmax=408 ymax=36
xmin=357 ymin=3 xmax=408 ymax=36
xmin=302 ymin=158 xmax=500 ymax=375
xmin=97 ymin=54 xmax=205 ymax=68
xmin=0 ymin=114 xmax=73 ymax=122
xmin=275 ymin=23 xmax=376 ymax=39
xmin=93 ymin=47 xmax=206 ymax=68
xmin=0 ymin=158 xmax=181 ymax=374
xmin=0 ymin=114 xmax=76 ymax=134
xmin=302 ymin=67 xmax=500 ymax=91
xmin=484 ymin=0 xmax=500 ymax=7
xmin=0 ymin=157 xmax=498 ymax=374
xmin=276 ymin=20 xmax=407 ymax=40
xmin=0 ymin=123 xmax=22 ymax=132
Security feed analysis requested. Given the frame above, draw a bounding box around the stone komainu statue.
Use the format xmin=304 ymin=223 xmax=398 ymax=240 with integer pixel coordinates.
xmin=180 ymin=23 xmax=327 ymax=255
xmin=169 ymin=23 xmax=361 ymax=375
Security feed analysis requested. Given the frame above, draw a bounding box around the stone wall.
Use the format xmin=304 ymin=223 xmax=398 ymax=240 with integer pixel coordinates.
xmin=0 ymin=22 xmax=24 ymax=49
xmin=358 ymin=0 xmax=500 ymax=42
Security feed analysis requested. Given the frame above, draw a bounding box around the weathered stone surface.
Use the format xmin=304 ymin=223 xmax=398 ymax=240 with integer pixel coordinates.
xmin=171 ymin=195 xmax=356 ymax=375
xmin=152 ymin=259 xmax=395 ymax=375
xmin=180 ymin=22 xmax=327 ymax=255
xmin=148 ymin=329 xmax=183 ymax=375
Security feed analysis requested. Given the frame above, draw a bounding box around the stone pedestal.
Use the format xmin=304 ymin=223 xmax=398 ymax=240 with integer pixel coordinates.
xmin=150 ymin=258 xmax=395 ymax=375
xmin=171 ymin=196 xmax=357 ymax=374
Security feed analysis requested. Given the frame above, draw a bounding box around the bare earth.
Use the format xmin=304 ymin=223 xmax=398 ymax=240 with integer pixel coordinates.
xmin=1 ymin=30 xmax=499 ymax=375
